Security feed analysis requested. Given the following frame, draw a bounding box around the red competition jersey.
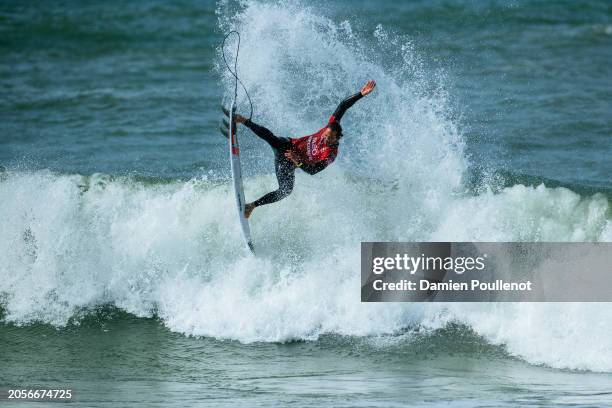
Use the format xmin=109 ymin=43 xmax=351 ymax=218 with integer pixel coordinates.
xmin=289 ymin=114 xmax=338 ymax=166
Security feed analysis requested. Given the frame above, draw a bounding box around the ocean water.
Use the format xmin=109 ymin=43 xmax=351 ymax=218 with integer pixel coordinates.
xmin=1 ymin=0 xmax=611 ymax=406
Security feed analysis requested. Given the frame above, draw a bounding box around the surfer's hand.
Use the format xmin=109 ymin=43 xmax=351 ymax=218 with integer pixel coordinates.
xmin=284 ymin=150 xmax=301 ymax=167
xmin=234 ymin=114 xmax=247 ymax=124
xmin=360 ymin=80 xmax=376 ymax=96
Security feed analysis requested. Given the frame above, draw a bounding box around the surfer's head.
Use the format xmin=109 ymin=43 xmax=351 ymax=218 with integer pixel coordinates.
xmin=325 ymin=121 xmax=343 ymax=144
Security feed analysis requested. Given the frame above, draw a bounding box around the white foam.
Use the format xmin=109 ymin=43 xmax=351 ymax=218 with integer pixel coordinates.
xmin=1 ymin=0 xmax=611 ymax=373
xmin=437 ymin=303 xmax=612 ymax=372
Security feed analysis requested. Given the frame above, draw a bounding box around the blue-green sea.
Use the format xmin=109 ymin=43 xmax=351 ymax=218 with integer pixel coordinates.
xmin=1 ymin=1 xmax=611 ymax=406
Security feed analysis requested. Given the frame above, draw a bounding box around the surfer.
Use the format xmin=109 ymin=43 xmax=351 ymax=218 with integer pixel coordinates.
xmin=234 ymin=80 xmax=376 ymax=218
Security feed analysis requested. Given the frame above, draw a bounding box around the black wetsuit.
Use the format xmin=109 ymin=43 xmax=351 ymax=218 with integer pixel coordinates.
xmin=244 ymin=92 xmax=363 ymax=208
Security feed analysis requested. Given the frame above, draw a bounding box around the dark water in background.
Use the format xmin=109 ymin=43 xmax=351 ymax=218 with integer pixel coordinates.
xmin=1 ymin=1 xmax=612 ymax=406
xmin=348 ymin=0 xmax=612 ymax=190
xmin=1 ymin=0 xmax=611 ymax=188
xmin=0 ymin=0 xmax=220 ymax=178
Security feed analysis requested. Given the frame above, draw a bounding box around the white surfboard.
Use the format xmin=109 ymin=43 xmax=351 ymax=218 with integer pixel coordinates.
xmin=228 ymin=100 xmax=254 ymax=252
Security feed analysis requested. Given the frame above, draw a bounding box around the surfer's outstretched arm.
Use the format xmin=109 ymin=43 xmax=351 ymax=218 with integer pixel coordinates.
xmin=331 ymin=92 xmax=362 ymax=123
xmin=331 ymin=80 xmax=376 ymax=122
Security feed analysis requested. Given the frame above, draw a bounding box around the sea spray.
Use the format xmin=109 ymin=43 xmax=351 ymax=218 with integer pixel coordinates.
xmin=0 ymin=0 xmax=610 ymax=373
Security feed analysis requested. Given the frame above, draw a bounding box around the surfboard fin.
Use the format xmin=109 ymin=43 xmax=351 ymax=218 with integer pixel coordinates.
xmin=222 ymin=104 xmax=237 ymax=117
xmin=222 ymin=105 xmax=229 ymax=117
xmin=219 ymin=124 xmax=229 ymax=139
xmin=220 ymin=105 xmax=232 ymax=139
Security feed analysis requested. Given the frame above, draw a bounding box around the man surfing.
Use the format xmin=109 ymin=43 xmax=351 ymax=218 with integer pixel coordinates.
xmin=233 ymin=80 xmax=376 ymax=219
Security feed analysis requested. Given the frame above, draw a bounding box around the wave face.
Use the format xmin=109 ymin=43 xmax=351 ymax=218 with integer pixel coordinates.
xmin=1 ymin=0 xmax=611 ymax=373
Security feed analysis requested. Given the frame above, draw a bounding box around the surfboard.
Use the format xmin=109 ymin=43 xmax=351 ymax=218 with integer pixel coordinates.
xmin=225 ymin=101 xmax=254 ymax=252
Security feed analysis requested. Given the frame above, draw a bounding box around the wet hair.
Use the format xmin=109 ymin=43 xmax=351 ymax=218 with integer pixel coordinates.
xmin=327 ymin=121 xmax=343 ymax=137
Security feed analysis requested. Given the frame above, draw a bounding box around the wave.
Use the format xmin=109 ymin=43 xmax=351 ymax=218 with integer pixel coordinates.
xmin=1 ymin=0 xmax=611 ymax=373
xmin=1 ymin=167 xmax=610 ymax=371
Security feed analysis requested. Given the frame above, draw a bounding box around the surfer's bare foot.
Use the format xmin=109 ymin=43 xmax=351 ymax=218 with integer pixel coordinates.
xmin=244 ymin=203 xmax=255 ymax=218
xmin=234 ymin=114 xmax=247 ymax=124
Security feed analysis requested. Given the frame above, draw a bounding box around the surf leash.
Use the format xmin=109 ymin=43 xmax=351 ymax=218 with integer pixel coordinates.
xmin=222 ymin=31 xmax=253 ymax=120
